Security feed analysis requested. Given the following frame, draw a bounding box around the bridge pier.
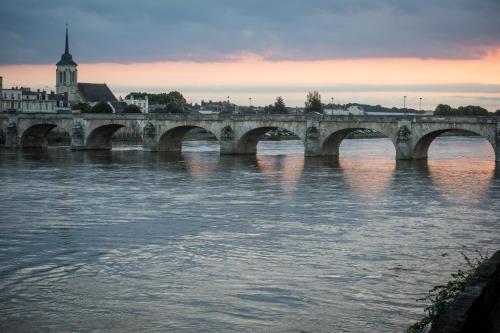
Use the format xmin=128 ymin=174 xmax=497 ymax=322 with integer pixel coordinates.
xmin=5 ymin=114 xmax=19 ymax=149
xmin=395 ymin=122 xmax=413 ymax=160
xmin=220 ymin=126 xmax=237 ymax=155
xmin=220 ymin=139 xmax=236 ymax=155
xmin=5 ymin=122 xmax=19 ymax=148
xmin=304 ymin=125 xmax=321 ymax=157
xmin=142 ymin=122 xmax=158 ymax=151
xmin=70 ymin=118 xmax=85 ymax=150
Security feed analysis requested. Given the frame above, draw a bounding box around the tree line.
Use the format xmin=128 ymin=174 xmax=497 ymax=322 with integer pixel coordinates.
xmin=434 ymin=104 xmax=491 ymax=116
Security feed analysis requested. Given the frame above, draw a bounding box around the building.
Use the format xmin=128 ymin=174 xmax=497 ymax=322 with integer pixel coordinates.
xmin=77 ymin=83 xmax=117 ymax=104
xmin=1 ymin=87 xmax=65 ymax=113
xmin=56 ymin=26 xmax=118 ymax=108
xmin=56 ymin=25 xmax=79 ymax=103
xmin=324 ymin=105 xmax=365 ymax=116
xmin=123 ymin=94 xmax=149 ymax=113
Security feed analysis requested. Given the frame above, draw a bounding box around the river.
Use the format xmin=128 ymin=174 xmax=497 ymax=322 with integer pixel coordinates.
xmin=0 ymin=137 xmax=499 ymax=332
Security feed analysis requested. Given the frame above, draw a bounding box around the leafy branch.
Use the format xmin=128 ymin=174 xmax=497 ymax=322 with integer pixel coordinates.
xmin=408 ymin=251 xmax=487 ymax=333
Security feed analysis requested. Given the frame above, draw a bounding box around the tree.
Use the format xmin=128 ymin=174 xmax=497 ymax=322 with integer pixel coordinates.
xmin=166 ymin=101 xmax=184 ymax=113
xmin=166 ymin=91 xmax=187 ymax=106
xmin=125 ymin=92 xmax=147 ymax=100
xmin=304 ymin=91 xmax=323 ymax=114
xmin=264 ymin=104 xmax=274 ymax=114
xmin=71 ymin=102 xmax=91 ymax=113
xmin=495 ymin=109 xmax=500 ymax=115
xmin=123 ymin=104 xmax=142 ymax=113
xmin=89 ymin=101 xmax=113 ymax=113
xmin=434 ymin=104 xmax=454 ymax=115
xmin=273 ymin=96 xmax=288 ymax=114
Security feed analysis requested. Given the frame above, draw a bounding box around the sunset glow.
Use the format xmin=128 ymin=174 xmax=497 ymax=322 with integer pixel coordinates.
xmin=2 ymin=49 xmax=500 ymax=110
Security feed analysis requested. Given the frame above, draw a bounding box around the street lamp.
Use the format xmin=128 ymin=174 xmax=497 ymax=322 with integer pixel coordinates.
xmin=249 ymin=97 xmax=252 ymax=107
xmin=419 ymin=97 xmax=422 ymax=112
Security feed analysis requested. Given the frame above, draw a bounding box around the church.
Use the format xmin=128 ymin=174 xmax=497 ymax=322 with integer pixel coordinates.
xmin=56 ymin=26 xmax=122 ymax=110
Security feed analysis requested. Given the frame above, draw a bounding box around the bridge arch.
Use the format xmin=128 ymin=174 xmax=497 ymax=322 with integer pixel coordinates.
xmin=85 ymin=124 xmax=127 ymax=150
xmin=235 ymin=126 xmax=305 ymax=155
xmin=412 ymin=128 xmax=496 ymax=160
xmin=321 ymin=126 xmax=397 ymax=157
xmin=157 ymin=125 xmax=219 ymax=152
xmin=20 ymin=123 xmax=71 ymax=149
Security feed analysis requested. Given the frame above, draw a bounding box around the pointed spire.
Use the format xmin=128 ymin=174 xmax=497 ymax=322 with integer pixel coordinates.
xmin=65 ymin=23 xmax=69 ymax=54
xmin=57 ymin=23 xmax=77 ymax=67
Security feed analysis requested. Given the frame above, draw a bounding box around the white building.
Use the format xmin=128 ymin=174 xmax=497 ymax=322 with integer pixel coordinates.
xmin=1 ymin=87 xmax=63 ymax=113
xmin=124 ymin=94 xmax=149 ymax=113
xmin=324 ymin=105 xmax=365 ymax=116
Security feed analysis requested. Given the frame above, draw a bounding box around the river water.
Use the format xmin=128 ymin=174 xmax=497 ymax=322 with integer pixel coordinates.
xmin=0 ymin=137 xmax=499 ymax=332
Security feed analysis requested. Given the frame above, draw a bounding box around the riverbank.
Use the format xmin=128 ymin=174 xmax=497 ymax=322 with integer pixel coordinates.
xmin=428 ymin=251 xmax=500 ymax=333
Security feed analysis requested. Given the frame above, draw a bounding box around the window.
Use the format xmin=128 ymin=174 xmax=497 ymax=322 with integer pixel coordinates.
xmin=63 ymin=71 xmax=66 ymax=83
xmin=59 ymin=71 xmax=63 ymax=83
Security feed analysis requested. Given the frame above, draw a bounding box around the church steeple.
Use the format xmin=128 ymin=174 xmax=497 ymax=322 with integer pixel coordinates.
xmin=56 ymin=24 xmax=77 ymax=66
xmin=56 ymin=24 xmax=78 ymax=103
xmin=65 ymin=23 xmax=69 ymax=54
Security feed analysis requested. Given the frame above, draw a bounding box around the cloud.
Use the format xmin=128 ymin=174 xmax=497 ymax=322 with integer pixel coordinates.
xmin=1 ymin=0 xmax=500 ymax=64
xmin=111 ymin=83 xmax=500 ymax=94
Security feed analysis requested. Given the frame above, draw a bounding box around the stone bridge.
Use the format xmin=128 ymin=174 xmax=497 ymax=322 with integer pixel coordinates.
xmin=0 ymin=112 xmax=499 ymax=161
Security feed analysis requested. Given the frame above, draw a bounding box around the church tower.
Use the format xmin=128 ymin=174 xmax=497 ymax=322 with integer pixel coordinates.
xmin=56 ymin=25 xmax=78 ymax=103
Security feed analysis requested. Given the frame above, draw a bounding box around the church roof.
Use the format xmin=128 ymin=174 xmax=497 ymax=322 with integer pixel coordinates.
xmin=57 ymin=53 xmax=77 ymax=66
xmin=56 ymin=25 xmax=77 ymax=66
xmin=78 ymin=83 xmax=117 ymax=102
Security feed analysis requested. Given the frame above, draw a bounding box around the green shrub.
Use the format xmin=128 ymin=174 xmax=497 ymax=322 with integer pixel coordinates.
xmin=408 ymin=252 xmax=487 ymax=333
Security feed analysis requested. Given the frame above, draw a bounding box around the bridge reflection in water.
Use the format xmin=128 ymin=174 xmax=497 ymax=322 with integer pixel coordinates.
xmin=0 ymin=135 xmax=497 ymax=203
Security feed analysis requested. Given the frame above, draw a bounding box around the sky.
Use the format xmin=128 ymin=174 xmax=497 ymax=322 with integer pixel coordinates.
xmin=1 ymin=0 xmax=500 ymax=110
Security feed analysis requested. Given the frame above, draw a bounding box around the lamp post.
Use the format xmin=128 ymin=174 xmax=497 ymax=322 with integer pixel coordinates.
xmin=419 ymin=97 xmax=422 ymax=112
xmin=403 ymin=96 xmax=407 ymax=109
xmin=249 ymin=97 xmax=252 ymax=107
